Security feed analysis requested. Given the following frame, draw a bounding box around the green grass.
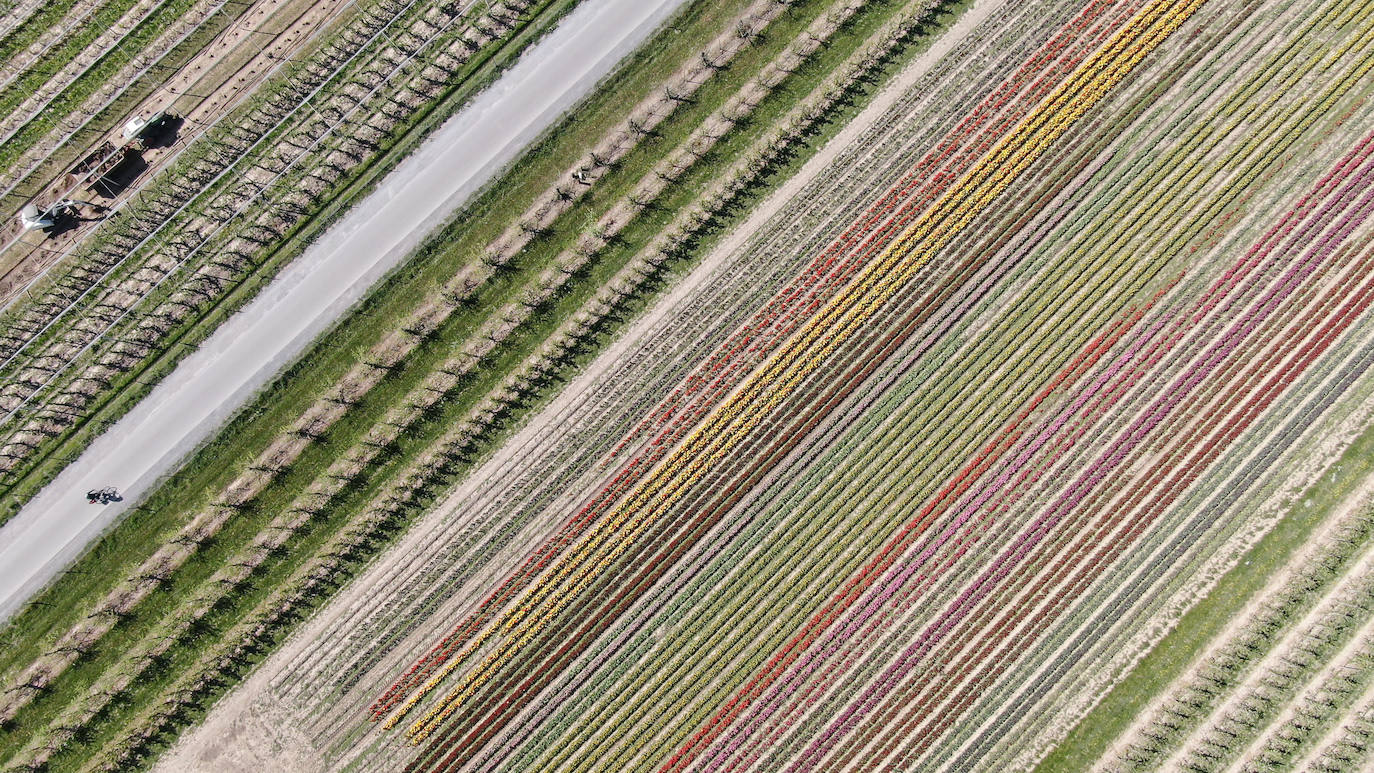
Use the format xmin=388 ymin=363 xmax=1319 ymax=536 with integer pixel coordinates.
xmin=0 ymin=0 xmax=968 ymax=766
xmin=1036 ymin=416 xmax=1374 ymax=772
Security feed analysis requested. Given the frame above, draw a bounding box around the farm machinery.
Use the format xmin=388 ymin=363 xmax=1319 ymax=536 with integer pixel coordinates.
xmin=16 ymin=109 xmax=178 ymax=234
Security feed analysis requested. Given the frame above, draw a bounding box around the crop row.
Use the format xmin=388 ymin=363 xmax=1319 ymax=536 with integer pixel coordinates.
xmin=983 ymin=322 xmax=1374 ymax=773
xmin=802 ymin=102 xmax=1374 ymax=773
xmin=396 ymin=0 xmax=1200 ymax=759
xmin=673 ymin=6 xmax=1374 ymax=768
xmin=946 ymin=39 xmax=1374 ymax=773
xmin=601 ymin=0 xmax=1139 ymax=462
xmin=656 ymin=0 xmax=1181 ymax=752
xmin=859 ymin=202 xmax=1374 ymax=773
xmin=948 ymin=245 xmax=1374 ymax=773
xmin=990 ymin=322 xmax=1374 ymax=773
xmin=857 ymin=78 xmax=1374 ymax=768
xmin=954 ymin=157 xmax=1374 ymax=773
xmin=267 ymin=0 xmax=1088 ymax=757
xmin=511 ymin=4 xmax=1368 ymax=768
xmin=369 ymin=0 xmax=1119 ymax=726
xmin=824 ymin=118 xmax=1374 ymax=773
xmin=897 ymin=27 xmax=1374 ymax=773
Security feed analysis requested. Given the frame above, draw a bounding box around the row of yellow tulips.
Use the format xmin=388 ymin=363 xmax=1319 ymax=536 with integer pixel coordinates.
xmin=393 ymin=0 xmax=1207 ymax=743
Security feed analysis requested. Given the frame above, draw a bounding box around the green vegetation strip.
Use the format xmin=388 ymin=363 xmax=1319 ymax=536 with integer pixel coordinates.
xmin=0 ymin=0 xmax=83 ymax=71
xmin=1038 ymin=420 xmax=1374 ymax=772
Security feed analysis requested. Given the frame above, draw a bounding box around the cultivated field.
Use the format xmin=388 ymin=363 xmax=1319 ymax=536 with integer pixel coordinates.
xmin=5 ymin=0 xmax=1374 ymax=770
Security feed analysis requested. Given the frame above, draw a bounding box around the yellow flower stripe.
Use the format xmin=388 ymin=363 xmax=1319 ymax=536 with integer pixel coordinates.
xmin=392 ymin=0 xmax=1207 ymax=741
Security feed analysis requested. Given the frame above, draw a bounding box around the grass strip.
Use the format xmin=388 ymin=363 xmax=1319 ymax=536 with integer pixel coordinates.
xmin=1037 ymin=418 xmax=1374 ymax=772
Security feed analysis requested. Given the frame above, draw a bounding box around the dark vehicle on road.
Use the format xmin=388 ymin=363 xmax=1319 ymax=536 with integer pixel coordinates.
xmin=86 ymin=487 xmax=121 ymax=504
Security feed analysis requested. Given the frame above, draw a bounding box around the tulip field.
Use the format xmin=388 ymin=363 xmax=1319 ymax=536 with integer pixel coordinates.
xmin=29 ymin=0 xmax=1374 ymax=768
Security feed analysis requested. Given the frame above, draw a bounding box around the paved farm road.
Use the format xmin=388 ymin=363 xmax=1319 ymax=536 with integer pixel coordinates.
xmin=0 ymin=0 xmax=691 ymax=623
